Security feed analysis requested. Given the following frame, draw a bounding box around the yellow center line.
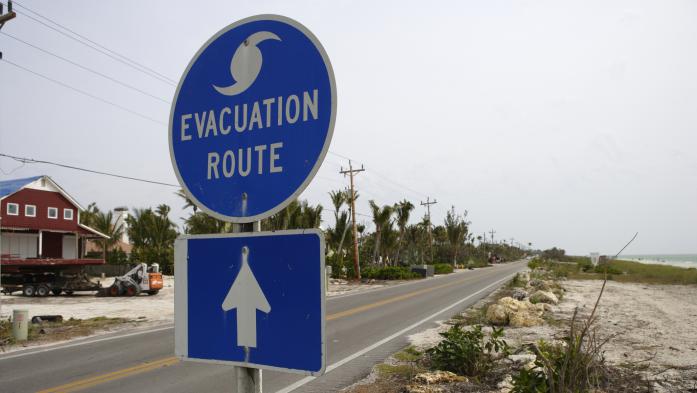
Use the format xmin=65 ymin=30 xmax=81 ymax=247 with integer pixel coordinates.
xmin=37 ymin=273 xmax=481 ymax=393
xmin=36 ymin=356 xmax=180 ymax=393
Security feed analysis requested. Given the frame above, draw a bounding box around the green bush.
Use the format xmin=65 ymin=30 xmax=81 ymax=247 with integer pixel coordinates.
xmin=528 ymin=258 xmax=544 ymax=270
xmin=361 ymin=266 xmax=419 ymax=280
xmin=511 ymin=366 xmax=548 ymax=393
xmin=433 ymin=263 xmax=454 ymax=274
xmin=593 ymin=263 xmax=623 ymax=275
xmin=426 ymin=325 xmax=509 ymax=377
xmin=507 ymin=272 xmax=527 ymax=288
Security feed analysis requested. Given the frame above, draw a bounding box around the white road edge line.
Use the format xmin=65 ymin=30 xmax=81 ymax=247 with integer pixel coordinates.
xmin=0 ymin=325 xmax=173 ymax=361
xmin=274 ymin=272 xmax=518 ymax=393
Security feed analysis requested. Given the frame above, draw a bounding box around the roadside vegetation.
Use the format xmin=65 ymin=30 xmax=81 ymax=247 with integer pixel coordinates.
xmin=345 ymin=250 xmax=656 ymax=393
xmin=0 ymin=316 xmax=130 ymax=350
xmin=528 ymin=256 xmax=697 ymax=285
xmin=80 ymin=189 xmax=528 ymax=279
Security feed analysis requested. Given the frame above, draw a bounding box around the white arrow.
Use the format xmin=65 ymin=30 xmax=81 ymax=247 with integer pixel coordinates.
xmin=221 ymin=246 xmax=271 ymax=348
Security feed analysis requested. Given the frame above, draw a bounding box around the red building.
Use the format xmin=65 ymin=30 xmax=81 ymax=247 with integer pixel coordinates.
xmin=0 ymin=175 xmax=108 ymax=263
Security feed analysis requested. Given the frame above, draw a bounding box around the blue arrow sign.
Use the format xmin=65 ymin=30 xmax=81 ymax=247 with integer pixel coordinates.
xmin=174 ymin=230 xmax=326 ymax=375
xmin=169 ymin=15 xmax=336 ymax=222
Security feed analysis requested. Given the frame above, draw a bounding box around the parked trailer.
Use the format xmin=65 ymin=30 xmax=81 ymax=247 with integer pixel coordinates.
xmin=0 ymin=257 xmax=104 ymax=296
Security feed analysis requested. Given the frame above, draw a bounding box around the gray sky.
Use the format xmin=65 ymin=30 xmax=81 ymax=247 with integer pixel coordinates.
xmin=1 ymin=0 xmax=696 ymax=255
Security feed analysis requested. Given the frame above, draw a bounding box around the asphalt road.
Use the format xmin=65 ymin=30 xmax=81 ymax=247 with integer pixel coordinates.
xmin=0 ymin=261 xmax=526 ymax=393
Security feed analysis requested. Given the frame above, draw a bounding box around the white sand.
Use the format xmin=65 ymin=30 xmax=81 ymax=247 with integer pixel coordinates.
xmin=503 ymin=279 xmax=697 ymax=391
xmin=0 ymin=276 xmax=175 ymax=323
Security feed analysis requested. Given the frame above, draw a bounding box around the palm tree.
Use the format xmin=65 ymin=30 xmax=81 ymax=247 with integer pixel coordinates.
xmin=444 ymin=207 xmax=470 ymax=265
xmin=301 ymin=201 xmax=323 ymax=228
xmin=127 ymin=205 xmax=178 ymax=273
xmin=79 ymin=202 xmax=100 ymax=227
xmin=176 ymin=189 xmax=198 ymax=212
xmin=393 ymin=199 xmax=414 ymax=264
xmin=91 ymin=210 xmax=124 ymax=262
xmin=369 ymin=200 xmax=394 ymax=266
xmin=327 ymin=190 xmax=347 ymax=263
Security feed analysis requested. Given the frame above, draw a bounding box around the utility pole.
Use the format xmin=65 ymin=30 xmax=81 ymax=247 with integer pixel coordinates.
xmin=0 ymin=1 xmax=17 ymax=64
xmin=482 ymin=232 xmax=487 ymax=244
xmin=340 ymin=161 xmax=364 ymax=280
xmin=489 ymin=229 xmax=496 ymax=245
xmin=0 ymin=1 xmax=16 ymax=29
xmin=420 ymin=197 xmax=437 ymax=263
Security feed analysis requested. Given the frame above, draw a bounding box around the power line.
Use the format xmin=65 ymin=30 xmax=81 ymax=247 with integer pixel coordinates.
xmin=1 ymin=58 xmax=166 ymax=125
xmin=5 ymin=1 xmax=176 ymax=86
xmin=329 ymin=150 xmax=429 ymax=200
xmin=1 ymin=31 xmax=170 ymax=103
xmin=2 ymin=1 xmax=441 ymax=215
xmin=0 ymin=153 xmax=179 ymax=187
xmin=3 ymin=53 xmax=435 ymax=205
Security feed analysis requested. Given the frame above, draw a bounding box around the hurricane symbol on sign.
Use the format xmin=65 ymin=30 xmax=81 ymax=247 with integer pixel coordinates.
xmin=212 ymin=31 xmax=281 ymax=96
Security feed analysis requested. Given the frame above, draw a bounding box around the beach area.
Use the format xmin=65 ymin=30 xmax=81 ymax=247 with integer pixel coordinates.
xmin=344 ymin=257 xmax=697 ymax=393
xmin=622 ymin=254 xmax=697 ymax=269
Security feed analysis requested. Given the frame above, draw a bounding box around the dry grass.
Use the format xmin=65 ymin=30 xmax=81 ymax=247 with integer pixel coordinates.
xmin=1 ymin=316 xmax=131 ymax=350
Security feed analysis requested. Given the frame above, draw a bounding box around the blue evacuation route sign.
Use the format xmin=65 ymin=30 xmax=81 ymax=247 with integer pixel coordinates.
xmin=169 ymin=14 xmax=336 ymax=223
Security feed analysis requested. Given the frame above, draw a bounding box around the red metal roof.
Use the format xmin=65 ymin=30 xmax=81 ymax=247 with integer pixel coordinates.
xmin=0 ymin=257 xmax=105 ymax=267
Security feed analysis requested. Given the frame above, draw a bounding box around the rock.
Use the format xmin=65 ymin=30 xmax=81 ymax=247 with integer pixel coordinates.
xmin=528 ymin=279 xmax=553 ymax=290
xmin=530 ymin=290 xmax=559 ymax=305
xmin=404 ymin=385 xmax=444 ymax=393
xmin=498 ymin=297 xmax=527 ymax=312
xmin=486 ymin=304 xmax=509 ymax=326
xmin=508 ymin=353 xmax=537 ymax=365
xmin=509 ymin=310 xmax=544 ymax=327
xmin=511 ymin=288 xmax=528 ymax=300
xmin=535 ymin=303 xmax=553 ymax=312
xmin=497 ymin=375 xmax=514 ymax=393
xmin=413 ymin=371 xmax=467 ymax=385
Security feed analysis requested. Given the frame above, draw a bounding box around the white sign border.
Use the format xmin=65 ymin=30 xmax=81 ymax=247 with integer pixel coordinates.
xmin=169 ymin=14 xmax=337 ymax=223
xmin=174 ymin=229 xmax=327 ymax=376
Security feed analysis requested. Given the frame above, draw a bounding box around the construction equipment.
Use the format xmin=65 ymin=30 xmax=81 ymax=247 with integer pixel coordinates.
xmin=1 ymin=258 xmax=104 ymax=296
xmin=103 ymin=263 xmax=163 ymax=296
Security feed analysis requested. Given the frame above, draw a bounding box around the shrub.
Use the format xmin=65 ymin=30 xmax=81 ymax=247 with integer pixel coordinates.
xmin=593 ymin=263 xmax=622 ymax=275
xmin=514 ymin=279 xmax=610 ymax=393
xmin=433 ymin=263 xmax=454 ymax=274
xmin=507 ymin=272 xmax=526 ymax=288
xmin=426 ymin=325 xmax=509 ymax=377
xmin=361 ymin=266 xmax=419 ymax=280
xmin=511 ymin=366 xmax=548 ymax=393
xmin=528 ymin=258 xmax=544 ymax=270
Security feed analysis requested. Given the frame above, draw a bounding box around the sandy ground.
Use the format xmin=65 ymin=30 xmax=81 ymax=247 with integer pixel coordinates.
xmin=0 ymin=276 xmax=175 ymax=323
xmin=347 ymin=278 xmax=697 ymax=392
xmin=504 ymin=281 xmax=697 ymax=382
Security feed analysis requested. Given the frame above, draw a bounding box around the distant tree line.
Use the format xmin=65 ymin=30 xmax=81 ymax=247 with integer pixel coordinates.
xmin=81 ymin=188 xmax=528 ymax=277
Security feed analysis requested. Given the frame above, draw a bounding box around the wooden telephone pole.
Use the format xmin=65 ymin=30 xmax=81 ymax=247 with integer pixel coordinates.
xmin=489 ymin=229 xmax=496 ymax=244
xmin=0 ymin=1 xmax=17 ymax=36
xmin=420 ymin=197 xmax=437 ymax=263
xmin=340 ymin=161 xmax=364 ymax=280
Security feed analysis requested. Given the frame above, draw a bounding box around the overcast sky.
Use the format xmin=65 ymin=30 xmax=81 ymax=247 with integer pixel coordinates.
xmin=1 ymin=0 xmax=696 ymax=255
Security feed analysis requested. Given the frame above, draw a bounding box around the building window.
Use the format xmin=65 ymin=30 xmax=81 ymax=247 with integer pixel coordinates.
xmin=48 ymin=207 xmax=58 ymax=219
xmin=63 ymin=208 xmax=74 ymax=220
xmin=6 ymin=203 xmax=19 ymax=216
xmin=25 ymin=205 xmax=36 ymax=217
